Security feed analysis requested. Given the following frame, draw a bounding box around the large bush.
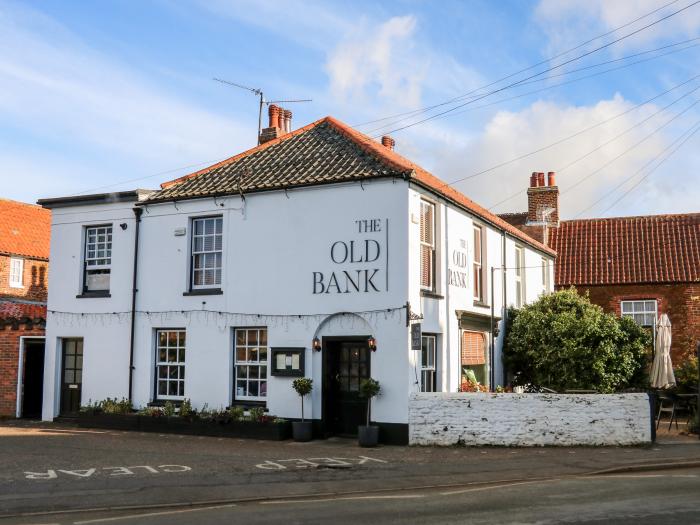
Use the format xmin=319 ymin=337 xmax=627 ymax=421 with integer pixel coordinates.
xmin=503 ymin=288 xmax=650 ymax=393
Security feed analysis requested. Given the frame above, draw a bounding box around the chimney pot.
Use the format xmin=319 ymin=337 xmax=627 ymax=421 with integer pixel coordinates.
xmin=537 ymin=172 xmax=545 ymax=187
xmin=530 ymin=172 xmax=538 ymax=188
xmin=547 ymin=171 xmax=556 ymax=186
xmin=381 ymin=135 xmax=396 ymax=150
xmin=284 ymin=109 xmax=292 ymax=133
xmin=268 ymin=104 xmax=281 ymax=129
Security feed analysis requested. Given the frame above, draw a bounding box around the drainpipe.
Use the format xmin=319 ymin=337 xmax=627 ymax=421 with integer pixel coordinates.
xmin=128 ymin=207 xmax=143 ymax=403
xmin=501 ymin=232 xmax=507 ymax=386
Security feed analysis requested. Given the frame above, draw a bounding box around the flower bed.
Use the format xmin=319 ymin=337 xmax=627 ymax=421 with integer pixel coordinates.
xmin=78 ymin=399 xmax=291 ymax=441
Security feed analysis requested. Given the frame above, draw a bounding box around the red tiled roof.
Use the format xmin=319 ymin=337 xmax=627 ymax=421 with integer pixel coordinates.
xmin=0 ymin=199 xmax=51 ymax=260
xmin=0 ymin=301 xmax=46 ymax=321
xmin=550 ymin=213 xmax=700 ymax=286
xmin=155 ymin=116 xmax=554 ymax=256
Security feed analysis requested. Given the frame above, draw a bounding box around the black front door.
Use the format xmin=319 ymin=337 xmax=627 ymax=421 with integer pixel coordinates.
xmin=21 ymin=340 xmax=45 ymax=418
xmin=323 ymin=337 xmax=370 ymax=436
xmin=60 ymin=339 xmax=83 ymax=416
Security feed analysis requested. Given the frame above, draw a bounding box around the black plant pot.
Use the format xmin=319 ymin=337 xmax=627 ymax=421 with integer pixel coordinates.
xmin=358 ymin=425 xmax=379 ymax=447
xmin=292 ymin=421 xmax=313 ymax=442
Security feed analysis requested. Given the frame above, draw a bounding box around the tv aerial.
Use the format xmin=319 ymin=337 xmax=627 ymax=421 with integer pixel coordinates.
xmin=214 ymin=78 xmax=312 ymax=144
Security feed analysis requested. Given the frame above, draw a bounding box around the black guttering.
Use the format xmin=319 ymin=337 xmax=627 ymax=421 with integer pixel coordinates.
xmin=128 ymin=207 xmax=143 ymax=403
xmin=37 ymin=190 xmax=153 ymax=209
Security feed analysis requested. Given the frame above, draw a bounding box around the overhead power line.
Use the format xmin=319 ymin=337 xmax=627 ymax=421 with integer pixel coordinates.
xmin=365 ymin=1 xmax=700 ymax=139
xmin=353 ymin=0 xmax=682 ymax=128
xmin=575 ymin=117 xmax=700 ymax=217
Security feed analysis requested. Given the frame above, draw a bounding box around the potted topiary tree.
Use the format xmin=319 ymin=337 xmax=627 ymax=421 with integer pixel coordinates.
xmin=358 ymin=378 xmax=381 ymax=447
xmin=292 ymin=377 xmax=313 ymax=442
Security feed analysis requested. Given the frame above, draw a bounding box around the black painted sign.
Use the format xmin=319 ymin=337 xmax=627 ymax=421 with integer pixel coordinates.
xmin=411 ymin=323 xmax=422 ymax=351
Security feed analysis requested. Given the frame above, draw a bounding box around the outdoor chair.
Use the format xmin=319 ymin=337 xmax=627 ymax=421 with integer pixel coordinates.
xmin=656 ymin=391 xmax=685 ymax=431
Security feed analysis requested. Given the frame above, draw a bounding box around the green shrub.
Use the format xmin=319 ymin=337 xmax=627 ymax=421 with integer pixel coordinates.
xmin=228 ymin=406 xmax=244 ymax=421
xmin=292 ymin=377 xmax=313 ymax=421
xmin=359 ymin=378 xmax=381 ymax=426
xmin=248 ymin=407 xmax=265 ymax=422
xmin=179 ymin=398 xmax=194 ymax=418
xmin=503 ymin=288 xmax=651 ymax=393
xmin=162 ymin=401 xmax=176 ymax=417
xmin=675 ymin=356 xmax=699 ymax=393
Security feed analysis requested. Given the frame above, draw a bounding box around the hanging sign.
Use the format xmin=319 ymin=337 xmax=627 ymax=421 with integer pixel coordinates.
xmin=411 ymin=323 xmax=422 ymax=351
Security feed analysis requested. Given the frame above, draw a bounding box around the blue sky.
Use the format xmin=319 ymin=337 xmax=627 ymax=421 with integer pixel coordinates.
xmin=2 ymin=0 xmax=699 ymax=219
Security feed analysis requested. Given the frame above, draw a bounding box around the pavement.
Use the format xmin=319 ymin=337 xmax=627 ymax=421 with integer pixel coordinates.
xmin=0 ymin=420 xmax=698 ymax=523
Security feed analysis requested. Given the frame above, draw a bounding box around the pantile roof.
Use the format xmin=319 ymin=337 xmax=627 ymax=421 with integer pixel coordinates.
xmin=550 ymin=213 xmax=700 ymax=286
xmin=148 ymin=116 xmax=554 ymax=255
xmin=0 ymin=199 xmax=51 ymax=260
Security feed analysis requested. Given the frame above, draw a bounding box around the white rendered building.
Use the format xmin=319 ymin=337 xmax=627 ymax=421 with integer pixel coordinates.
xmin=39 ymin=113 xmax=554 ymax=443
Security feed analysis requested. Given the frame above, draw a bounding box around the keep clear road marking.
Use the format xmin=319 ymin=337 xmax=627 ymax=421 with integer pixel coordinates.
xmin=72 ymin=504 xmax=237 ymax=524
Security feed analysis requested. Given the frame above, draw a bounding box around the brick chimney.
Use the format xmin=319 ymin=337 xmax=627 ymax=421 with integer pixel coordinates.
xmin=526 ymin=171 xmax=559 ymax=226
xmin=259 ymin=104 xmax=292 ymax=144
xmin=381 ymin=135 xmax=395 ymax=150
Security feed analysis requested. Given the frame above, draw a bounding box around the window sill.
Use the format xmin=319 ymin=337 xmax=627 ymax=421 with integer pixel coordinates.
xmin=149 ymin=399 xmax=183 ymax=407
xmin=473 ymin=301 xmax=490 ymax=308
xmin=183 ymin=288 xmax=223 ymax=296
xmin=76 ymin=291 xmax=111 ymax=298
xmin=421 ymin=290 xmax=444 ymax=300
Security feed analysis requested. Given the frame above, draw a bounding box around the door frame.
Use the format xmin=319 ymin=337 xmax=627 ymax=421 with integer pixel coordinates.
xmin=16 ymin=336 xmax=46 ymax=418
xmin=321 ymin=335 xmax=371 ymax=437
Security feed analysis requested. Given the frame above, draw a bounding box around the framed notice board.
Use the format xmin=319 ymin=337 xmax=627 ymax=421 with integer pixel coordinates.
xmin=270 ymin=348 xmax=305 ymax=376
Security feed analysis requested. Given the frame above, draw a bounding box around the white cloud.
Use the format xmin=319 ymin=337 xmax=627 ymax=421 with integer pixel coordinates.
xmin=535 ymin=0 xmax=700 ymax=56
xmin=430 ymin=94 xmax=700 ymax=219
xmin=0 ymin=3 xmax=250 ymax=200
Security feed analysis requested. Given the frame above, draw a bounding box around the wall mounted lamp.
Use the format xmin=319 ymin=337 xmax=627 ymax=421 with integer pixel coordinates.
xmin=312 ymin=337 xmax=322 ymax=352
xmin=368 ymin=336 xmax=377 ymax=352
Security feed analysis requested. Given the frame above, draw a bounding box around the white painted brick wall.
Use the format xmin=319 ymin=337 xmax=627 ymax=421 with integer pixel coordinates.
xmin=409 ymin=393 xmax=652 ymax=446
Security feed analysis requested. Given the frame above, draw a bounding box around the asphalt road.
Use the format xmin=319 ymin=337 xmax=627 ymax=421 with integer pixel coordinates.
xmin=1 ymin=421 xmax=699 ymax=523
xmin=3 ymin=468 xmax=700 ymax=524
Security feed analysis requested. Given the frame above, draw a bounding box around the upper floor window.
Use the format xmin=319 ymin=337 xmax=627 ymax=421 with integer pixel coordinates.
xmin=541 ymin=257 xmax=551 ymax=295
xmin=621 ymin=300 xmax=657 ymax=329
xmin=514 ymin=245 xmax=525 ymax=307
xmin=420 ymin=200 xmax=435 ymax=290
xmin=420 ymin=334 xmax=437 ymax=392
xmin=473 ymin=225 xmax=485 ymax=302
xmin=234 ymin=328 xmax=268 ymax=402
xmin=9 ymin=257 xmax=23 ymax=288
xmin=155 ymin=329 xmax=186 ymax=400
xmin=84 ymin=225 xmax=112 ymax=293
xmin=191 ymin=217 xmax=223 ymax=289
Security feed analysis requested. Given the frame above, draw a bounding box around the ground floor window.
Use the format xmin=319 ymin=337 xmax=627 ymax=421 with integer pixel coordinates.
xmin=234 ymin=328 xmax=268 ymax=401
xmin=420 ymin=334 xmax=437 ymax=392
xmin=461 ymin=330 xmax=487 ymax=386
xmin=155 ymin=330 xmax=186 ymax=400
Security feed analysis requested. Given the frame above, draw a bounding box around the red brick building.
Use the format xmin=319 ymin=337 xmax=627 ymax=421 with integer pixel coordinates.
xmin=0 ymin=199 xmax=50 ymax=418
xmin=502 ymin=173 xmax=700 ymax=364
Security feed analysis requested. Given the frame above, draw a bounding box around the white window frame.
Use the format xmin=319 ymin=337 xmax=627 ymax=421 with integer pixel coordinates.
xmin=420 ymin=200 xmax=436 ymax=291
xmin=155 ymin=329 xmax=186 ymax=401
xmin=621 ymin=300 xmax=658 ymax=330
xmin=234 ymin=327 xmax=269 ymax=402
xmin=83 ymin=225 xmax=112 ymax=292
xmin=190 ymin=216 xmax=223 ymax=290
xmin=541 ymin=257 xmax=551 ymax=295
xmin=420 ymin=334 xmax=437 ymax=392
xmin=514 ymin=245 xmax=525 ymax=307
xmin=9 ymin=257 xmax=23 ymax=288
xmin=473 ymin=225 xmax=484 ymax=302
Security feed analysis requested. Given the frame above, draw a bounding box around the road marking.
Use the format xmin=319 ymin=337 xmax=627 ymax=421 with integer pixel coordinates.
xmin=261 ymin=494 xmax=424 ymax=505
xmin=255 ymin=456 xmax=387 ymax=470
xmin=72 ymin=503 xmax=237 ymax=524
xmin=441 ymin=479 xmax=557 ymax=496
xmin=24 ymin=465 xmax=191 ymax=480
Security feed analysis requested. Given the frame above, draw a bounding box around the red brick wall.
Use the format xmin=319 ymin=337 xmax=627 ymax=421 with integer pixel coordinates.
xmin=562 ymin=283 xmax=700 ymax=364
xmin=0 ymin=255 xmax=49 ymax=303
xmin=0 ymin=324 xmax=45 ymax=417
